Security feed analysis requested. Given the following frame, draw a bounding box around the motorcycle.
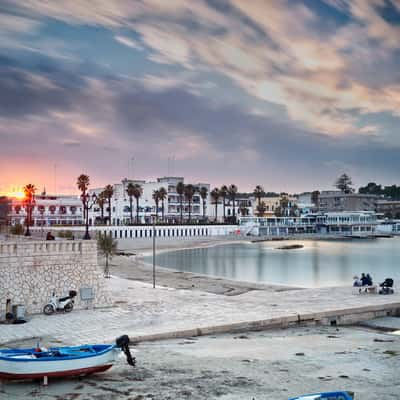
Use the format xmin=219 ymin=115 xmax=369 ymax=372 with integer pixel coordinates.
xmin=43 ymin=290 xmax=77 ymax=315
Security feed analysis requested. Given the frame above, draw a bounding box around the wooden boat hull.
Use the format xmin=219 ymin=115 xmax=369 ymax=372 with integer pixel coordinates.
xmin=0 ymin=346 xmax=121 ymax=381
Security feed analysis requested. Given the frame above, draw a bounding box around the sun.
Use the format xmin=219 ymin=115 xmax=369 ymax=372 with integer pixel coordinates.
xmin=7 ymin=191 xmax=25 ymax=199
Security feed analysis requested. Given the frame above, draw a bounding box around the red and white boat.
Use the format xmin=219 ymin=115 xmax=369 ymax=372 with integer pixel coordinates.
xmin=0 ymin=335 xmax=135 ymax=383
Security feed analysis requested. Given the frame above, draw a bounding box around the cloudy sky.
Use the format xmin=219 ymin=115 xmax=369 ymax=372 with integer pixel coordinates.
xmin=0 ymin=0 xmax=399 ymax=194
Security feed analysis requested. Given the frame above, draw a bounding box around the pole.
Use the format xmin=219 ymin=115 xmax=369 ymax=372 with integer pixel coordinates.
xmin=152 ymin=217 xmax=156 ymax=288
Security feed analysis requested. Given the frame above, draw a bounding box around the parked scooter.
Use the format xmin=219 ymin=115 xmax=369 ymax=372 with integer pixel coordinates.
xmin=43 ymin=290 xmax=77 ymax=315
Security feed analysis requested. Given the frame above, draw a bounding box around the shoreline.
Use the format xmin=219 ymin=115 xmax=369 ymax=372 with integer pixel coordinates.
xmin=105 ymin=237 xmax=301 ymax=295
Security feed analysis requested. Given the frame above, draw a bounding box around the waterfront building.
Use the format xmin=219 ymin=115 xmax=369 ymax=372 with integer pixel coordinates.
xmin=316 ymin=212 xmax=378 ymax=234
xmin=318 ymin=191 xmax=379 ymax=212
xmin=238 ymin=211 xmax=378 ymax=236
xmin=89 ymin=177 xmax=211 ymax=225
xmin=8 ymin=193 xmax=83 ymax=226
xmin=376 ymin=200 xmax=400 ymax=219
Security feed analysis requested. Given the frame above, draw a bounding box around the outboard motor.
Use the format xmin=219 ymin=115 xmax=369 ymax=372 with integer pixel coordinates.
xmin=116 ymin=335 xmax=135 ymax=367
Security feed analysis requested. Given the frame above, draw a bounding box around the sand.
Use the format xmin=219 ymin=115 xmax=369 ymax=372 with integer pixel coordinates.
xmin=2 ymin=326 xmax=399 ymax=399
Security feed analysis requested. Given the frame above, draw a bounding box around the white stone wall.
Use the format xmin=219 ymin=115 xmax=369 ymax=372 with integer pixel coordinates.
xmin=0 ymin=239 xmax=110 ymax=316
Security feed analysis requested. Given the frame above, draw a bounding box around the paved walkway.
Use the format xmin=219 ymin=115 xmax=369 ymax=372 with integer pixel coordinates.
xmin=1 ymin=277 xmax=400 ymax=346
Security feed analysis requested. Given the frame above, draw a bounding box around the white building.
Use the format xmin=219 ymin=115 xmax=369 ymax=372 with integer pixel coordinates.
xmin=9 ymin=193 xmax=83 ymax=226
xmin=89 ymin=177 xmax=211 ymax=225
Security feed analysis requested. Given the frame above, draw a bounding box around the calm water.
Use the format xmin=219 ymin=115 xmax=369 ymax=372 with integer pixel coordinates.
xmin=147 ymin=238 xmax=400 ymax=288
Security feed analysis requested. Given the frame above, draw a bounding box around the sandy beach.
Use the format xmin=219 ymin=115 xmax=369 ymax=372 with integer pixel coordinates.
xmin=2 ymin=326 xmax=399 ymax=399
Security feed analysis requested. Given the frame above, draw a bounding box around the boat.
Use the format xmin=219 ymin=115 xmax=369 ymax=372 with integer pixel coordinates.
xmin=289 ymin=391 xmax=354 ymax=400
xmin=0 ymin=335 xmax=135 ymax=383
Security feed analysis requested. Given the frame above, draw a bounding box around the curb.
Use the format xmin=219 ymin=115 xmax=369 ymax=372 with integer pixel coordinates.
xmin=128 ymin=302 xmax=400 ymax=344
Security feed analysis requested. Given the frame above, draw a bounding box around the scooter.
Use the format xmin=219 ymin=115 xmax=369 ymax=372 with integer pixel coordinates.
xmin=43 ymin=290 xmax=77 ymax=315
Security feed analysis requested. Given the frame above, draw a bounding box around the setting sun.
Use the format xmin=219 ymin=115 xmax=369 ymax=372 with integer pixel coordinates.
xmin=7 ymin=191 xmax=25 ymax=199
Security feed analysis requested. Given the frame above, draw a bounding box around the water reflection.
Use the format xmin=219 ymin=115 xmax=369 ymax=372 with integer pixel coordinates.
xmin=147 ymin=238 xmax=400 ymax=288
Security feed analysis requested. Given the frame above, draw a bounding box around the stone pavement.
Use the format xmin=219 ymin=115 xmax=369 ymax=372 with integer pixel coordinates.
xmin=1 ymin=276 xmax=400 ymax=346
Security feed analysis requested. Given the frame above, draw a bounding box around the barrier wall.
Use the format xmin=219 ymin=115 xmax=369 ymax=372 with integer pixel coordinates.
xmin=0 ymin=239 xmax=110 ymax=316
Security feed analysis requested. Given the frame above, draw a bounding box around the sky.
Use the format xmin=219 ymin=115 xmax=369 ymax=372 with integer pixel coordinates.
xmin=0 ymin=0 xmax=399 ymax=195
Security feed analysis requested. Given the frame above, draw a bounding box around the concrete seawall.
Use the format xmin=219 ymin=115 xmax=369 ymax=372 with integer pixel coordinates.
xmin=0 ymin=239 xmax=110 ymax=316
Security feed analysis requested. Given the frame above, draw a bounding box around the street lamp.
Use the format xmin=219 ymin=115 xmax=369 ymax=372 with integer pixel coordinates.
xmin=152 ymin=213 xmax=156 ymax=288
xmin=81 ymin=192 xmax=97 ymax=240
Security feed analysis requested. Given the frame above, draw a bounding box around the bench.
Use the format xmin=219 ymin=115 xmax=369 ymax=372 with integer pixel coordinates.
xmin=352 ymin=285 xmax=377 ymax=294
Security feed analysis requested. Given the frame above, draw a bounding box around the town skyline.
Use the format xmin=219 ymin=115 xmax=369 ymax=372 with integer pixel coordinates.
xmin=1 ymin=1 xmax=400 ymax=193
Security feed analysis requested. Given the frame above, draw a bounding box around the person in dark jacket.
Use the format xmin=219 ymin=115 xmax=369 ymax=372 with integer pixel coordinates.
xmin=360 ymin=273 xmax=368 ymax=286
xmin=365 ymin=274 xmax=373 ymax=286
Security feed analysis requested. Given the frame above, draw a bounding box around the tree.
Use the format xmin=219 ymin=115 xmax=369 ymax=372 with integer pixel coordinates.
xmin=152 ymin=190 xmax=160 ymax=221
xmin=220 ymin=185 xmax=228 ymax=222
xmin=256 ymin=201 xmax=267 ymax=217
xmin=104 ymin=184 xmax=114 ymax=224
xmin=132 ymin=184 xmax=143 ymax=224
xmin=184 ymin=184 xmax=196 ymax=222
xmin=96 ymin=191 xmax=107 ymax=223
xmin=253 ymin=185 xmax=265 ymax=207
xmin=176 ymin=181 xmax=185 ymax=223
xmin=335 ymin=173 xmax=354 ymax=194
xmin=358 ymin=182 xmax=382 ymax=195
xmin=158 ymin=187 xmax=167 ymax=222
xmin=77 ymin=174 xmax=90 ymax=222
xmin=227 ymin=184 xmax=238 ymax=223
xmin=126 ymin=183 xmax=135 ymax=224
xmin=23 ymin=184 xmax=36 ymax=236
xmin=199 ymin=186 xmax=208 ymax=221
xmin=210 ymin=188 xmax=220 ymax=222
xmin=97 ymin=233 xmax=117 ymax=278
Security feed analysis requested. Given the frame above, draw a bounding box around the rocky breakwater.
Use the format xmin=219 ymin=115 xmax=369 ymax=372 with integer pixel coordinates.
xmin=0 ymin=239 xmax=111 ymax=316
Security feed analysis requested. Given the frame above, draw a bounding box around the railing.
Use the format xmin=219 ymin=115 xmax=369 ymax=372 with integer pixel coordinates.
xmin=0 ymin=239 xmax=92 ymax=257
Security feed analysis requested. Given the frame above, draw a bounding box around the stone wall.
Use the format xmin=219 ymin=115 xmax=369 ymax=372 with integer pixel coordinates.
xmin=0 ymin=239 xmax=111 ymax=316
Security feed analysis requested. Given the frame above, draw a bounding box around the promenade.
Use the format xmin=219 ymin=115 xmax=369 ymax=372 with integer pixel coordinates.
xmin=1 ymin=276 xmax=399 ymax=346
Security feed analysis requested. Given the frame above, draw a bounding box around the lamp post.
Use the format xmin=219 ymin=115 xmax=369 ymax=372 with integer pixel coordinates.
xmin=81 ymin=192 xmax=97 ymax=240
xmin=152 ymin=213 xmax=156 ymax=288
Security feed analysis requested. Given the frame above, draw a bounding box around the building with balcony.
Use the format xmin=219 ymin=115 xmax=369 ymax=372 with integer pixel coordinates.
xmin=89 ymin=176 xmax=211 ymax=225
xmin=8 ymin=193 xmax=83 ymax=226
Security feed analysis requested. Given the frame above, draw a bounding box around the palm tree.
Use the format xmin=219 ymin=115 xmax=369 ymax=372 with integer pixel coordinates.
xmin=97 ymin=232 xmax=117 ymax=278
xmin=176 ymin=181 xmax=185 ymax=223
xmin=199 ymin=187 xmax=208 ymax=221
xmin=132 ymin=184 xmax=143 ymax=224
xmin=104 ymin=184 xmax=114 ymax=225
xmin=220 ymin=185 xmax=228 ymax=222
xmin=152 ymin=190 xmax=160 ymax=221
xmin=158 ymin=187 xmax=167 ymax=222
xmin=228 ymin=184 xmax=238 ymax=223
xmin=256 ymin=201 xmax=267 ymax=217
xmin=210 ymin=188 xmax=220 ymax=222
xmin=23 ymin=183 xmax=36 ymax=236
xmin=96 ymin=191 xmax=106 ymax=223
xmin=253 ymin=185 xmax=265 ymax=207
xmin=77 ymin=174 xmax=90 ymax=222
xmin=126 ymin=183 xmax=135 ymax=224
xmin=184 ymin=184 xmax=196 ymax=222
